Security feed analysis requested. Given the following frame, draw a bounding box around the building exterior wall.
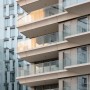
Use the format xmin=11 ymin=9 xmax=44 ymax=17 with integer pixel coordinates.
xmin=16 ymin=0 xmax=90 ymax=90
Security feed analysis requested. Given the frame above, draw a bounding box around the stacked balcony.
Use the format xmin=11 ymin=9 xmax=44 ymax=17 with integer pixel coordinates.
xmin=17 ymin=0 xmax=90 ymax=39
xmin=17 ymin=15 xmax=90 ymax=62
xmin=17 ymin=45 xmax=90 ymax=86
xmin=16 ymin=0 xmax=90 ymax=88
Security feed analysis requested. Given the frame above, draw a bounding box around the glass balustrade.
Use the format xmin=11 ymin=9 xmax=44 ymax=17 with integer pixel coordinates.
xmin=17 ymin=32 xmax=59 ymax=52
xmin=17 ymin=45 xmax=89 ymax=77
xmin=18 ymin=59 xmax=60 ymax=77
xmin=17 ymin=21 xmax=90 ymax=53
xmin=18 ymin=3 xmax=64 ymax=26
xmin=64 ymin=0 xmax=87 ymax=8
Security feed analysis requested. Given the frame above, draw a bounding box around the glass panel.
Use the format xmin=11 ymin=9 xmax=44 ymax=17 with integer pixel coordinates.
xmin=36 ymin=63 xmax=43 ymax=74
xmin=50 ymin=60 xmax=59 ymax=71
xmin=44 ymin=62 xmax=50 ymax=73
xmin=78 ymin=76 xmax=88 ymax=90
xmin=50 ymin=33 xmax=58 ymax=43
xmin=77 ymin=46 xmax=87 ymax=64
xmin=63 ymin=0 xmax=71 ymax=7
xmin=44 ymin=34 xmax=51 ymax=45
xmin=78 ymin=0 xmax=85 ymax=3
xmin=18 ymin=3 xmax=63 ymax=26
xmin=44 ymin=4 xmax=59 ymax=17
xmin=77 ymin=17 xmax=88 ymax=34
xmin=63 ymin=51 xmax=71 ymax=67
xmin=63 ymin=23 xmax=71 ymax=40
xmin=63 ymin=79 xmax=71 ymax=90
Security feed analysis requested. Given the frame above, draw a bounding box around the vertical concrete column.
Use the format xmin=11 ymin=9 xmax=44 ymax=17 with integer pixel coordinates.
xmin=70 ymin=48 xmax=77 ymax=65
xmin=58 ymin=23 xmax=63 ymax=42
xmin=88 ymin=75 xmax=90 ymax=90
xmin=59 ymin=0 xmax=63 ymax=12
xmin=59 ymin=51 xmax=63 ymax=70
xmin=88 ymin=15 xmax=90 ymax=31
xmin=59 ymin=79 xmax=63 ymax=90
xmin=71 ymin=19 xmax=77 ymax=35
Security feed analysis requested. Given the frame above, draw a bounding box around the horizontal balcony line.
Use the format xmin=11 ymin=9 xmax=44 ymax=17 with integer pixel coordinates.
xmin=17 ymin=29 xmax=90 ymax=53
xmin=17 ymin=3 xmax=64 ymax=27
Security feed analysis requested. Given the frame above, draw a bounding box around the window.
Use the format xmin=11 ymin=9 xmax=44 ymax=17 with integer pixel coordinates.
xmin=63 ymin=51 xmax=71 ymax=67
xmin=9 ymin=6 xmax=14 ymax=15
xmin=77 ymin=46 xmax=87 ymax=64
xmin=77 ymin=17 xmax=88 ymax=33
xmin=78 ymin=76 xmax=88 ymax=90
xmin=63 ymin=22 xmax=71 ymax=40
xmin=10 ymin=71 xmax=15 ymax=82
xmin=12 ymin=83 xmax=14 ymax=90
xmin=5 ymin=61 xmax=10 ymax=71
xmin=5 ymin=18 xmax=10 ymax=27
xmin=10 ymin=29 xmax=15 ymax=38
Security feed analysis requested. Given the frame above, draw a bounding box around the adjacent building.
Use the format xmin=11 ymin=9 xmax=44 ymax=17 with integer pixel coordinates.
xmin=0 ymin=0 xmax=30 ymax=90
xmin=16 ymin=0 xmax=90 ymax=90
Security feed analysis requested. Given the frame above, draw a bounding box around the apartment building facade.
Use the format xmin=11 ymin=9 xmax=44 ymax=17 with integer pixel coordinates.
xmin=0 ymin=0 xmax=30 ymax=90
xmin=16 ymin=0 xmax=90 ymax=90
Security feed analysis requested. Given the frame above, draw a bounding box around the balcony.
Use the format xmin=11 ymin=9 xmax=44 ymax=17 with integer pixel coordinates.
xmin=17 ymin=15 xmax=90 ymax=62
xmin=16 ymin=0 xmax=58 ymax=12
xmin=64 ymin=45 xmax=90 ymax=74
xmin=65 ymin=19 xmax=90 ymax=45
xmin=17 ymin=45 xmax=90 ymax=86
xmin=16 ymin=70 xmax=68 ymax=86
xmin=65 ymin=0 xmax=90 ymax=15
xmin=17 ymin=3 xmax=67 ymax=38
xmin=17 ymin=32 xmax=68 ymax=62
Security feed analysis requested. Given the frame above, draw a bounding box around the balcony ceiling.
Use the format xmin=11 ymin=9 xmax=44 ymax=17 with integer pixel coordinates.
xmin=65 ymin=31 xmax=90 ymax=45
xmin=17 ymin=0 xmax=58 ymax=12
xmin=65 ymin=63 xmax=90 ymax=74
xmin=66 ymin=1 xmax=90 ymax=15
